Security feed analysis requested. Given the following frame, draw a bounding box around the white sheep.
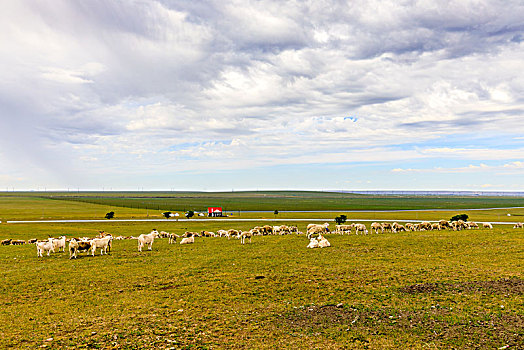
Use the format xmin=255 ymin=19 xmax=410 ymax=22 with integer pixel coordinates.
xmin=354 ymin=223 xmax=368 ymax=235
xmin=370 ymin=222 xmax=383 ymax=234
xmin=239 ymin=231 xmax=252 ymax=244
xmin=180 ymin=234 xmax=195 ymax=245
xmin=168 ymin=233 xmax=179 ymax=244
xmin=335 ymin=224 xmax=353 ymax=235
xmin=138 ymin=230 xmax=160 ymax=252
xmin=50 ymin=236 xmax=66 ymax=252
xmin=317 ymin=234 xmax=331 ymax=248
xmin=307 ymin=237 xmax=319 ymax=248
xmin=36 ymin=241 xmax=55 ymax=257
xmin=90 ymin=235 xmax=112 ymax=256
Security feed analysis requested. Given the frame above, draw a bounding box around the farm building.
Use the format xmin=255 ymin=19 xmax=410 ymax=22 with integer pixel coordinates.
xmin=208 ymin=207 xmax=223 ymax=217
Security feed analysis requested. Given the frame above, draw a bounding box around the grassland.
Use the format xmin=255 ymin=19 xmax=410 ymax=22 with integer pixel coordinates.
xmin=5 ymin=190 xmax=524 ymax=212
xmin=0 ymin=221 xmax=522 ymax=349
xmin=0 ymin=193 xmax=523 ymax=349
xmin=2 ymin=191 xmax=524 ymax=222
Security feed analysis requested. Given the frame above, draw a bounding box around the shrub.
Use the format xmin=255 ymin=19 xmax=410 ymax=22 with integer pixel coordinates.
xmin=450 ymin=214 xmax=468 ymax=222
xmin=105 ymin=211 xmax=115 ymax=219
xmin=335 ymin=214 xmax=347 ymax=225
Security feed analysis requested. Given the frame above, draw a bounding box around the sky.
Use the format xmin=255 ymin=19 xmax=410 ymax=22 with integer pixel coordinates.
xmin=1 ymin=0 xmax=523 ymax=191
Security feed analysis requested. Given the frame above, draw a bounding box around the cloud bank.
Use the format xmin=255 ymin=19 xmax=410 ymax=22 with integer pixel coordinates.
xmin=1 ymin=0 xmax=523 ymax=190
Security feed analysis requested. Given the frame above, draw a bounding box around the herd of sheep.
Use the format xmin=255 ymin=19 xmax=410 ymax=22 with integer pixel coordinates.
xmin=0 ymin=220 xmax=521 ymax=258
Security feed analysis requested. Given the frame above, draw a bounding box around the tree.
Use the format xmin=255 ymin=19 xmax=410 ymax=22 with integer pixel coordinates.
xmin=274 ymin=210 xmax=279 ymax=216
xmin=450 ymin=214 xmax=468 ymax=222
xmin=335 ymin=214 xmax=347 ymax=225
xmin=162 ymin=211 xmax=172 ymax=219
xmin=185 ymin=210 xmax=194 ymax=219
xmin=105 ymin=211 xmax=115 ymax=219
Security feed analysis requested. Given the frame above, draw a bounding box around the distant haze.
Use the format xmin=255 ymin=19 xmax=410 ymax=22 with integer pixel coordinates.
xmin=1 ymin=1 xmax=523 ymax=191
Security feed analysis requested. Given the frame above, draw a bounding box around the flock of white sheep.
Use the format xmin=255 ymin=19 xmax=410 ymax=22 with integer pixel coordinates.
xmin=1 ymin=219 xmax=519 ymax=258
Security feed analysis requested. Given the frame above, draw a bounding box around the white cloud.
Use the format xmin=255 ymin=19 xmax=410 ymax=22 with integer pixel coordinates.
xmin=392 ymin=161 xmax=524 ymax=174
xmin=1 ymin=0 xmax=524 ymax=189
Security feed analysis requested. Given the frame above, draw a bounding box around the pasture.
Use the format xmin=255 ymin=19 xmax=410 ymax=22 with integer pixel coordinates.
xmin=0 ymin=193 xmax=523 ymax=348
xmin=2 ymin=191 xmax=524 ymax=222
xmin=1 ymin=221 xmax=523 ymax=349
xmin=4 ymin=190 xmax=524 ymax=214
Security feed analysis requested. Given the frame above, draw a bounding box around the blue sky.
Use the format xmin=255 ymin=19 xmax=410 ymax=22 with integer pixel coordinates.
xmin=1 ymin=1 xmax=523 ymax=191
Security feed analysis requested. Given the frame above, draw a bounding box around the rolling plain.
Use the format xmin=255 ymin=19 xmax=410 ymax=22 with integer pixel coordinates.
xmin=0 ymin=192 xmax=522 ymax=349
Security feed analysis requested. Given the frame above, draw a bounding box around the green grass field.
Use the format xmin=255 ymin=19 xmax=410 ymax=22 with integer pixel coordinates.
xmin=0 ymin=193 xmax=523 ymax=349
xmin=3 ymin=190 xmax=524 ymax=213
xmin=0 ymin=223 xmax=522 ymax=349
xmin=2 ymin=191 xmax=524 ymax=222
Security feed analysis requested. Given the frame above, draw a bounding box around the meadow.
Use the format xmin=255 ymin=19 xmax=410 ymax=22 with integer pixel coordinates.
xmin=0 ymin=193 xmax=523 ymax=349
xmin=5 ymin=190 xmax=524 ymax=213
xmin=2 ymin=191 xmax=524 ymax=222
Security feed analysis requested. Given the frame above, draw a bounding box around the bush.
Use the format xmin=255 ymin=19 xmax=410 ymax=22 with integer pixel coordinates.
xmin=185 ymin=210 xmax=194 ymax=219
xmin=162 ymin=211 xmax=172 ymax=219
xmin=450 ymin=214 xmax=468 ymax=222
xmin=335 ymin=214 xmax=347 ymax=225
xmin=105 ymin=211 xmax=115 ymax=219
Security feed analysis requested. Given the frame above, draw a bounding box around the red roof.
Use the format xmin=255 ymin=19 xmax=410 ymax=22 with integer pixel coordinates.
xmin=208 ymin=207 xmax=222 ymax=213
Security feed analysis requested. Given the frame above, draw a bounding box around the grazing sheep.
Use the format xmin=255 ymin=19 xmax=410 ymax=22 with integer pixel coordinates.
xmin=10 ymin=240 xmax=26 ymax=245
xmin=262 ymin=225 xmax=273 ymax=235
xmin=27 ymin=238 xmax=38 ymax=244
xmin=1 ymin=239 xmax=12 ymax=245
xmin=307 ymin=223 xmax=330 ymax=238
xmin=382 ymin=223 xmax=393 ymax=233
xmin=217 ymin=229 xmax=228 ymax=237
xmin=513 ymin=222 xmax=523 ymax=229
xmin=204 ymin=231 xmax=217 ymax=237
xmin=439 ymin=220 xmax=452 ymax=230
xmin=392 ymin=222 xmax=405 ymax=233
xmin=226 ymin=229 xmax=239 ymax=239
xmin=451 ymin=220 xmax=468 ymax=231
xmin=419 ymin=222 xmax=432 ymax=231
xmin=482 ymin=222 xmax=493 ymax=229
xmin=394 ymin=224 xmax=407 ymax=232
xmin=307 ymin=223 xmax=330 ymax=234
xmin=50 ymin=236 xmax=66 ymax=252
xmin=370 ymin=222 xmax=383 ymax=234
xmin=239 ymin=231 xmax=252 ymax=244
xmin=467 ymin=222 xmax=479 ymax=229
xmin=275 ymin=225 xmax=291 ymax=235
xmin=90 ymin=235 xmax=112 ymax=256
xmin=68 ymin=239 xmax=93 ymax=259
xmin=354 ymin=223 xmax=368 ymax=235
xmin=335 ymin=224 xmax=353 ymax=235
xmin=168 ymin=233 xmax=179 ymax=244
xmin=137 ymin=230 xmax=160 ymax=252
xmin=405 ymin=223 xmax=415 ymax=231
xmin=36 ymin=240 xmax=55 ymax=257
